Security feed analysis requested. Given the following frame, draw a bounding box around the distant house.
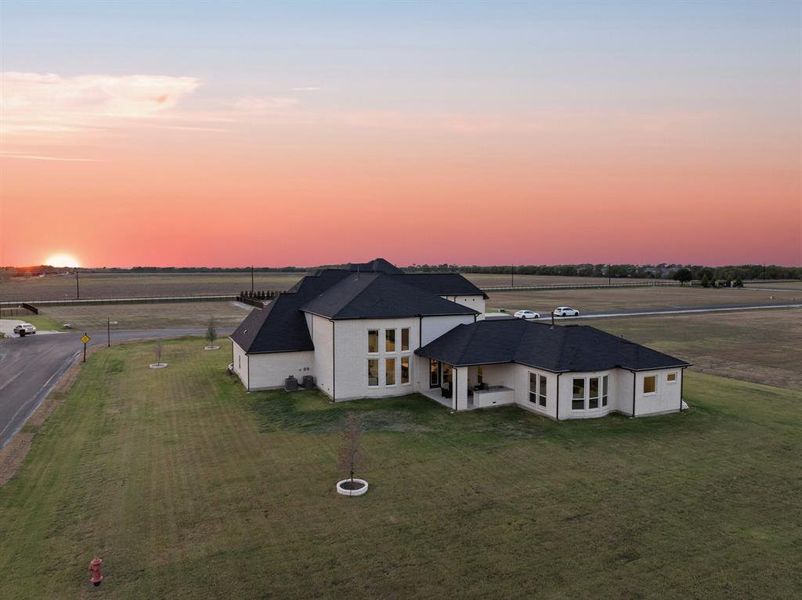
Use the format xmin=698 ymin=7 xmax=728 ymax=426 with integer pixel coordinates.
xmin=230 ymin=259 xmax=689 ymax=419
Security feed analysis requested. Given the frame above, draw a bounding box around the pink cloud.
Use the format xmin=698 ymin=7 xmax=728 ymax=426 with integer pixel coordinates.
xmin=1 ymin=72 xmax=200 ymax=140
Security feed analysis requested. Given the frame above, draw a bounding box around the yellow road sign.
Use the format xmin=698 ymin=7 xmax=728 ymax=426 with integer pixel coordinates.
xmin=81 ymin=334 xmax=91 ymax=344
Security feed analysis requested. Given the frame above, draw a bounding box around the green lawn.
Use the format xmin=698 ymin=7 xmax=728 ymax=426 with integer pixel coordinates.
xmin=1 ymin=339 xmax=800 ymax=599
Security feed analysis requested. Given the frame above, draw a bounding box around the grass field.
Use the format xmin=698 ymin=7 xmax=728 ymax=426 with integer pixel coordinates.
xmin=1 ymin=338 xmax=800 ymax=599
xmin=486 ymin=285 xmax=802 ymax=314
xmin=33 ymin=301 xmax=252 ymax=331
xmin=462 ymin=273 xmax=660 ymax=287
xmin=591 ymin=309 xmax=802 ymax=389
xmin=0 ymin=272 xmax=305 ymax=302
xmin=744 ymin=281 xmax=802 ymax=291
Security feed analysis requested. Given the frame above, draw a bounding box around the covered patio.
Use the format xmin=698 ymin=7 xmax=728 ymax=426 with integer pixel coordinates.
xmin=420 ymin=360 xmax=516 ymax=411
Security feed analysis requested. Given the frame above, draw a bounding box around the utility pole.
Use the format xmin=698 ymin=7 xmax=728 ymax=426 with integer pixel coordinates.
xmin=107 ymin=317 xmax=111 ymax=347
xmin=75 ymin=270 xmax=80 ymax=299
xmin=251 ymin=265 xmax=255 ymax=294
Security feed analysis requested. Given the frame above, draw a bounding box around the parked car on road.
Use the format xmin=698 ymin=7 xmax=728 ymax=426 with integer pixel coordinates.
xmin=553 ymin=306 xmax=580 ymax=317
xmin=13 ymin=323 xmax=37 ymax=336
xmin=514 ymin=310 xmax=540 ymax=320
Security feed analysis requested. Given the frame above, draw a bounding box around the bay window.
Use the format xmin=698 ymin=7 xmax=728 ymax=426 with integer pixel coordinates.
xmin=572 ymin=378 xmax=585 ymax=410
xmin=589 ymin=377 xmax=600 ymax=409
xmin=602 ymin=375 xmax=609 ymax=406
xmin=385 ymin=358 xmax=396 ymax=386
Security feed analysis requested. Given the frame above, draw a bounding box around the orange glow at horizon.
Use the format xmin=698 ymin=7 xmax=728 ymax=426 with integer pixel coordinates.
xmin=43 ymin=253 xmax=81 ymax=268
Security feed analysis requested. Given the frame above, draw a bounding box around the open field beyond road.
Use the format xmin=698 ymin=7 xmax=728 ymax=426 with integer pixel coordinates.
xmin=486 ymin=285 xmax=802 ymax=314
xmin=33 ymin=301 xmax=252 ymax=331
xmin=17 ymin=289 xmax=802 ymax=335
xmin=591 ymin=309 xmax=802 ymax=389
xmin=4 ymin=272 xmax=801 ymax=304
xmin=0 ymin=272 xmax=305 ymax=302
xmin=1 ymin=339 xmax=800 ymax=599
xmin=462 ymin=273 xmax=660 ymax=287
xmin=744 ymin=281 xmax=802 ymax=291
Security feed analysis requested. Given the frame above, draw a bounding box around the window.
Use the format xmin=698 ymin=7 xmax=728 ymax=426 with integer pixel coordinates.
xmin=401 ymin=328 xmax=410 ymax=351
xmin=386 ymin=329 xmax=396 ymax=352
xmin=602 ymin=375 xmax=609 ymax=407
xmin=643 ymin=375 xmax=656 ymax=394
xmin=430 ymin=359 xmax=440 ymax=387
xmin=572 ymin=378 xmax=585 ymax=410
xmin=529 ymin=374 xmax=548 ymax=406
xmin=368 ymin=330 xmax=378 ymax=353
xmin=368 ymin=359 xmax=379 ymax=386
xmin=385 ymin=358 xmax=396 ymax=386
xmin=529 ymin=373 xmax=537 ymax=403
xmin=539 ymin=375 xmax=547 ymax=407
xmin=589 ymin=377 xmax=600 ymax=409
xmin=667 ymin=372 xmax=677 ymax=383
xmin=401 ymin=357 xmax=410 ymax=384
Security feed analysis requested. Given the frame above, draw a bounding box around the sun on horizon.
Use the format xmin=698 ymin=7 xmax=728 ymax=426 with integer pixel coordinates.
xmin=44 ymin=253 xmax=81 ymax=268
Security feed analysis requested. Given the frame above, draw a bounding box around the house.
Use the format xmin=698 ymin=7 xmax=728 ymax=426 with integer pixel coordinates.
xmin=230 ymin=259 xmax=689 ymax=419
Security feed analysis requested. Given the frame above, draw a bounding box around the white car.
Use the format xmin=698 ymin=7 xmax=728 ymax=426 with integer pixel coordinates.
xmin=13 ymin=322 xmax=37 ymax=335
xmin=514 ymin=310 xmax=540 ymax=320
xmin=553 ymin=306 xmax=580 ymax=317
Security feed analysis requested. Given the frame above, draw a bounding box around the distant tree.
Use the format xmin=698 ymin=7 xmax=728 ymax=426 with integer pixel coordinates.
xmin=700 ymin=274 xmax=711 ymax=288
xmin=206 ymin=317 xmax=218 ymax=346
xmin=733 ymin=277 xmax=744 ymax=288
xmin=673 ymin=268 xmax=693 ymax=285
xmin=338 ymin=414 xmax=364 ymax=485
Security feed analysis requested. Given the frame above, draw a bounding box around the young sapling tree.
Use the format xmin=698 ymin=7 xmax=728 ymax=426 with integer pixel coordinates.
xmin=338 ymin=414 xmax=364 ymax=489
xmin=206 ymin=317 xmax=218 ymax=349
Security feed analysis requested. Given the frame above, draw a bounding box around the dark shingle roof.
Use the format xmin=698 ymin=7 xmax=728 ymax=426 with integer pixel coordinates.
xmin=231 ymin=269 xmax=352 ymax=353
xmin=416 ymin=319 xmax=689 ymax=372
xmin=345 ymin=258 xmax=403 ymax=274
xmin=302 ymin=273 xmax=479 ymax=320
xmin=392 ymin=273 xmax=488 ymax=299
xmin=232 ymin=259 xmax=483 ymax=353
xmin=230 ymin=295 xmax=314 ymax=353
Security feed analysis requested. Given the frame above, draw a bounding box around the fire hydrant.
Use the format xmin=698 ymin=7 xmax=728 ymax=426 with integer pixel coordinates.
xmin=89 ymin=557 xmax=104 ymax=587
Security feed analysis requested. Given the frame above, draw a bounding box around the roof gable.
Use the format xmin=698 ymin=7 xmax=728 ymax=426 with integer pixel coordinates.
xmin=345 ymin=258 xmax=403 ymax=274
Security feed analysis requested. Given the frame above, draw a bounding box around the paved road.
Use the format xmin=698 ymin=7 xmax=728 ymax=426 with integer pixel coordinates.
xmin=0 ymin=328 xmax=212 ymax=448
xmin=534 ymin=302 xmax=802 ymax=321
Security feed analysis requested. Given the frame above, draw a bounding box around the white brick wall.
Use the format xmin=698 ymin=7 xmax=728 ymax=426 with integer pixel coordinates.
xmin=247 ymin=351 xmax=314 ymax=390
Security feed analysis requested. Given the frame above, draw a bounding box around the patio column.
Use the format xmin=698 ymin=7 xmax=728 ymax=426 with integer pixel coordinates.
xmin=453 ymin=366 xmax=469 ymax=411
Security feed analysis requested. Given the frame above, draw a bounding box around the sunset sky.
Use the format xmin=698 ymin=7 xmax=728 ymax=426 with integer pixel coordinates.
xmin=1 ymin=1 xmax=799 ymax=267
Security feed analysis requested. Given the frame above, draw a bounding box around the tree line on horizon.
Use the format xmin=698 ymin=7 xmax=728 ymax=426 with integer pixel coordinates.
xmin=1 ymin=263 xmax=800 ymax=281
